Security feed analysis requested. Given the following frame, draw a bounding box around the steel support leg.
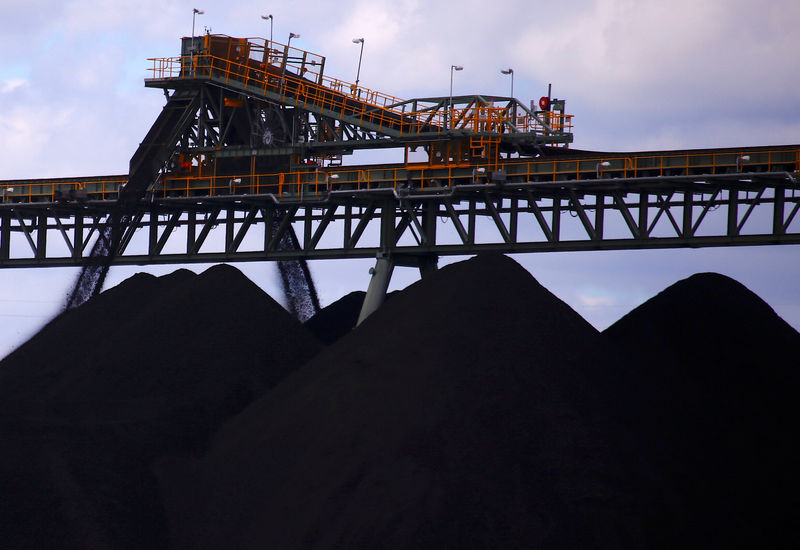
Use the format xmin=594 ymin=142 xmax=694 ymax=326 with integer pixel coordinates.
xmin=418 ymin=254 xmax=438 ymax=279
xmin=357 ymin=254 xmax=395 ymax=326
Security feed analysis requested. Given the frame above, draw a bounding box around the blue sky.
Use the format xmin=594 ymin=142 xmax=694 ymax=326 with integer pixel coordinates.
xmin=1 ymin=0 xmax=799 ymax=356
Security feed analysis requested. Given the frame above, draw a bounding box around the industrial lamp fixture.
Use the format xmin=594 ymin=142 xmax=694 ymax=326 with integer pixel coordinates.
xmin=449 ymin=65 xmax=463 ymax=129
xmin=190 ymin=8 xmax=204 ymax=75
xmin=352 ymin=38 xmax=365 ymax=92
xmin=500 ymin=68 xmax=514 ymax=98
xmin=261 ymin=14 xmax=273 ymax=44
xmin=191 ymin=8 xmax=204 ymax=37
xmin=596 ymin=161 xmax=611 ymax=178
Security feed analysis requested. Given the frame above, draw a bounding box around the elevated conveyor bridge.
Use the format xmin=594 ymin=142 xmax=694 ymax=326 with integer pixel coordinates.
xmin=1 ymin=34 xmax=798 ymax=319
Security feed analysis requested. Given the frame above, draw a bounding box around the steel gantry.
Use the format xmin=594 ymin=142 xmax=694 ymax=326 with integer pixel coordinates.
xmin=1 ymin=33 xmax=799 ymax=320
xmin=2 ymin=166 xmax=799 ymax=264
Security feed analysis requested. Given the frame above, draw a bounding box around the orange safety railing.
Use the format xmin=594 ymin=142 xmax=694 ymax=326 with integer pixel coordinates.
xmin=4 ymin=148 xmax=797 ymax=203
xmin=0 ymin=178 xmax=127 ymax=203
xmin=512 ymin=111 xmax=574 ymax=135
xmin=148 ymin=53 xmax=443 ymax=135
xmin=148 ymin=147 xmax=800 ymax=198
xmin=146 ymin=37 xmax=571 ymax=139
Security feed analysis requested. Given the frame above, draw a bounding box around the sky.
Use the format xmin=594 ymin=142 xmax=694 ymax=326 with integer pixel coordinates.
xmin=1 ymin=0 xmax=799 ymax=357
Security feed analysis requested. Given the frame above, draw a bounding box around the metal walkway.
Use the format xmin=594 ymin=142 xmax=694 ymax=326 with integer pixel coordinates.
xmin=1 ymin=166 xmax=798 ymax=268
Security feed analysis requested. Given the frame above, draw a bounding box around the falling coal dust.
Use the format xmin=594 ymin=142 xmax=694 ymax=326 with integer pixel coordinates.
xmin=65 ymin=215 xmax=126 ymax=311
xmin=271 ymin=210 xmax=320 ymax=322
xmin=66 ymin=210 xmax=321 ymax=322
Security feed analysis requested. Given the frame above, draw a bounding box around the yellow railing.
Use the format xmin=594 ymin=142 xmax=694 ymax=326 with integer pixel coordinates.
xmin=3 ymin=148 xmax=797 ymax=203
xmin=151 ymin=147 xmax=800 ymax=198
xmin=146 ymin=37 xmax=571 ymax=138
xmin=148 ymin=53 xmax=444 ymax=134
xmin=0 ymin=178 xmax=126 ymax=203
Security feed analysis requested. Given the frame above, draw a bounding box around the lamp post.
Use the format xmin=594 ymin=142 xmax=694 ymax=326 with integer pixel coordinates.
xmin=192 ymin=8 xmax=204 ymax=37
xmin=285 ymin=32 xmax=300 ymax=73
xmin=501 ymin=68 xmax=515 ymax=125
xmin=190 ymin=8 xmax=204 ymax=75
xmin=282 ymin=32 xmax=301 ymax=97
xmin=261 ymin=14 xmax=273 ymax=45
xmin=737 ymin=154 xmax=751 ymax=172
xmin=500 ymin=68 xmax=514 ymax=98
xmin=449 ymin=65 xmax=463 ymax=130
xmin=352 ymin=37 xmax=364 ymax=94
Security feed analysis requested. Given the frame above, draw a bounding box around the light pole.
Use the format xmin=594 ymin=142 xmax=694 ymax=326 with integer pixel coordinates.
xmin=285 ymin=32 xmax=300 ymax=73
xmin=261 ymin=14 xmax=273 ymax=45
xmin=190 ymin=8 xmax=204 ymax=75
xmin=192 ymin=8 xmax=204 ymax=37
xmin=352 ymin=38 xmax=364 ymax=93
xmin=282 ymin=32 xmax=301 ymax=96
xmin=500 ymin=68 xmax=514 ymax=98
xmin=501 ymin=68 xmax=515 ymax=126
xmin=596 ymin=161 xmax=610 ymax=178
xmin=449 ymin=65 xmax=463 ymax=130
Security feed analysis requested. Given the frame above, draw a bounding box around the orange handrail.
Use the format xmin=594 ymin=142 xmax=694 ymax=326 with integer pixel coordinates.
xmin=4 ymin=148 xmax=797 ymax=203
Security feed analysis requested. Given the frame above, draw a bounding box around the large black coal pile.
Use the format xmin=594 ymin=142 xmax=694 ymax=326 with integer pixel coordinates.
xmin=0 ymin=265 xmax=321 ymax=549
xmin=160 ymin=253 xmax=655 ymax=549
xmin=2 ymin=257 xmax=797 ymax=549
xmin=603 ymin=272 xmax=800 ymax=548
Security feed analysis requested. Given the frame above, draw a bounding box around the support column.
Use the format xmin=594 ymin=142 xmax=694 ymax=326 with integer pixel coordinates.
xmin=0 ymin=213 xmax=10 ymax=261
xmin=357 ymin=254 xmax=395 ymax=326
xmin=418 ymin=254 xmax=438 ymax=279
xmin=773 ymin=187 xmax=786 ymax=236
xmin=36 ymin=214 xmax=47 ymax=260
xmin=727 ymin=189 xmax=739 ymax=237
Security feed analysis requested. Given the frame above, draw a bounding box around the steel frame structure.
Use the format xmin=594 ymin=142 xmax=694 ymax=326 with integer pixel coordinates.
xmin=1 ymin=33 xmax=799 ymax=319
xmin=2 ymin=171 xmax=798 ymax=268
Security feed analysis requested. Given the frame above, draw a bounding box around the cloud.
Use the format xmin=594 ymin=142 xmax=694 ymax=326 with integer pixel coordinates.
xmin=0 ymin=78 xmax=27 ymax=94
xmin=510 ymin=0 xmax=800 ymax=149
xmin=578 ymin=293 xmax=615 ymax=308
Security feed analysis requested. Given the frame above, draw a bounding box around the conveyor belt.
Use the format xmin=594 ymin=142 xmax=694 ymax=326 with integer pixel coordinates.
xmin=3 ymin=144 xmax=796 ymax=203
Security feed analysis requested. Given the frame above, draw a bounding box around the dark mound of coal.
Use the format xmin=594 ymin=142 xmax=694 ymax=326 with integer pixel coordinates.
xmin=304 ymin=290 xmax=366 ymax=344
xmin=0 ymin=265 xmax=321 ymax=549
xmin=304 ymin=290 xmax=398 ymax=344
xmin=161 ymin=253 xmax=652 ymax=549
xmin=604 ymin=272 xmax=800 ymax=548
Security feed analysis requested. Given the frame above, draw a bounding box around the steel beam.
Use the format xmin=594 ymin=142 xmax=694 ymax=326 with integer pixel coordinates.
xmin=0 ymin=172 xmax=799 ymax=269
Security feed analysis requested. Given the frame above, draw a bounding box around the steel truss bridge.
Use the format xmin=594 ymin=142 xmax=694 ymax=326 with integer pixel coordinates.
xmin=1 ymin=34 xmax=799 ymax=319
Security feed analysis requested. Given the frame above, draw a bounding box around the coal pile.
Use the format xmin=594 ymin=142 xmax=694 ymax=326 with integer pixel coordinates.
xmin=1 ymin=257 xmax=797 ymax=549
xmin=303 ymin=290 xmax=366 ymax=344
xmin=304 ymin=290 xmax=396 ymax=344
xmin=0 ymin=265 xmax=321 ymax=549
xmin=160 ymin=253 xmax=654 ymax=549
xmin=603 ymin=272 xmax=800 ymax=548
